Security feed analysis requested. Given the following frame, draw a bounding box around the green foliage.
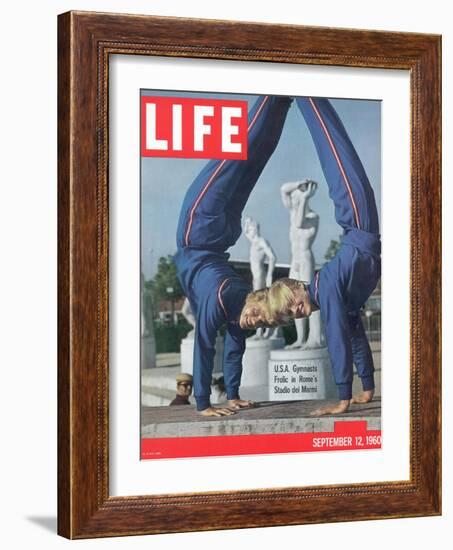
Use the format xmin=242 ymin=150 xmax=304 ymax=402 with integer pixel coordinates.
xmin=154 ymin=320 xmax=193 ymax=353
xmin=324 ymin=238 xmax=341 ymax=262
xmin=148 ymin=255 xmax=183 ymax=306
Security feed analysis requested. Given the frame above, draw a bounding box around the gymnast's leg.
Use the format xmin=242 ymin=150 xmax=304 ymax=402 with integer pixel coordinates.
xmin=226 ymin=95 xmax=293 ymax=220
xmin=295 ymin=96 xmax=379 ymax=234
xmin=176 ymin=95 xmax=292 ymax=249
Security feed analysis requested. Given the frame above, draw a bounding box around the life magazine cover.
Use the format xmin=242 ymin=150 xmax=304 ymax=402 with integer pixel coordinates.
xmin=140 ymin=90 xmax=382 ymax=460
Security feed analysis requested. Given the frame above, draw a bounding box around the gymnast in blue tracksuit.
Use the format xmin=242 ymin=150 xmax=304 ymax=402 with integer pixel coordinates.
xmin=174 ymin=95 xmax=293 ymax=415
xmin=269 ymin=97 xmax=381 ymax=415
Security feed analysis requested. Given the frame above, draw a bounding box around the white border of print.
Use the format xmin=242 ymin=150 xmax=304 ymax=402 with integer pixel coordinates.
xmin=109 ymin=55 xmax=410 ymax=497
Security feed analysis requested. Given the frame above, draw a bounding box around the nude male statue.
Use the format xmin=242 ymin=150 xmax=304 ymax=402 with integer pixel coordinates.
xmin=281 ymin=179 xmax=324 ymax=349
xmin=243 ymin=216 xmax=276 ymax=290
xmin=243 ymin=216 xmax=277 ymax=340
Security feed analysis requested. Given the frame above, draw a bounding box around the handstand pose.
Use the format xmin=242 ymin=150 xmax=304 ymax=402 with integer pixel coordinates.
xmin=267 ymin=97 xmax=381 ymax=416
xmin=174 ymin=95 xmax=292 ymax=416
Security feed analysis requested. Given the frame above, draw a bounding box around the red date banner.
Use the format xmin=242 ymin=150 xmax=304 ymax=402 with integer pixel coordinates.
xmin=141 ymin=96 xmax=248 ymax=160
xmin=141 ymin=421 xmax=381 ymax=460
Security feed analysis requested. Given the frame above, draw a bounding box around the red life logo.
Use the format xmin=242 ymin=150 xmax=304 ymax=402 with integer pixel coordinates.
xmin=141 ymin=96 xmax=248 ymax=160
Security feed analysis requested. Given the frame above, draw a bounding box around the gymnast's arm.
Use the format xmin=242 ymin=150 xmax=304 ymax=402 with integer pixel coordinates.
xmin=310 ymin=282 xmax=353 ymax=416
xmin=193 ymin=303 xmax=236 ymax=417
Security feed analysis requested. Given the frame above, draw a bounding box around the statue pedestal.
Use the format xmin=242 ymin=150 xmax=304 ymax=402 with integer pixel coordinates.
xmin=268 ymin=347 xmax=336 ymax=400
xmin=268 ymin=334 xmax=286 ymax=349
xmin=141 ymin=333 xmax=156 ymax=369
xmin=180 ymin=336 xmax=224 ymax=375
xmin=240 ymin=337 xmax=285 ymax=401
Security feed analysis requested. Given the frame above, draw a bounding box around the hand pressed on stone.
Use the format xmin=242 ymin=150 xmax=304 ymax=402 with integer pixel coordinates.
xmin=199 ymin=406 xmax=236 ymax=417
xmin=310 ymin=400 xmax=350 ymax=417
xmin=227 ymin=399 xmax=256 ymax=410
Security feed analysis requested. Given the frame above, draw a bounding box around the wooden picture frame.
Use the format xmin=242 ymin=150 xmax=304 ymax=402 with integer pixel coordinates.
xmin=58 ymin=10 xmax=441 ymax=539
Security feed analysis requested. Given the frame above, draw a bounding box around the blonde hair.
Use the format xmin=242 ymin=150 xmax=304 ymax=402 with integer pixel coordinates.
xmin=239 ymin=288 xmax=272 ymax=329
xmin=268 ymin=278 xmax=303 ymax=324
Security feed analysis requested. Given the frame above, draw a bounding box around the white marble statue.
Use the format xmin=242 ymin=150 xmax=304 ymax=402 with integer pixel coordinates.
xmin=243 ymin=216 xmax=276 ymax=290
xmin=243 ymin=216 xmax=278 ymax=340
xmin=281 ymin=179 xmax=324 ymax=349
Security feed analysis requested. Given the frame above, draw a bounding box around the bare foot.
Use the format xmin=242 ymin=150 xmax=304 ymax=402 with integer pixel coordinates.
xmin=350 ymin=389 xmax=375 ymax=404
xmin=310 ymin=400 xmax=350 ymax=416
xmin=199 ymin=406 xmax=236 ymax=417
xmin=227 ymin=399 xmax=256 ymax=410
xmin=301 ymin=340 xmax=322 ymax=351
xmin=285 ymin=341 xmax=303 ymax=350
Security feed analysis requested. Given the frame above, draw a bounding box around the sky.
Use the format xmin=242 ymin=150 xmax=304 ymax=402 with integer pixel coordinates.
xmin=141 ymin=90 xmax=381 ymax=280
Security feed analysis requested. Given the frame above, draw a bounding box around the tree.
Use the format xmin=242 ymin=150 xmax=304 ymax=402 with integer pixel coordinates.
xmin=147 ymin=255 xmax=184 ymax=307
xmin=324 ymin=238 xmax=341 ymax=262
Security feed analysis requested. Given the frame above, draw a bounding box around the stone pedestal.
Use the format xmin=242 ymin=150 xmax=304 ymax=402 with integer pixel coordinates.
xmin=269 ymin=336 xmax=285 ymax=350
xmin=141 ymin=334 xmax=156 ymax=369
xmin=240 ymin=337 xmax=285 ymax=401
xmin=180 ymin=336 xmax=224 ymax=375
xmin=268 ymin=347 xmax=336 ymax=400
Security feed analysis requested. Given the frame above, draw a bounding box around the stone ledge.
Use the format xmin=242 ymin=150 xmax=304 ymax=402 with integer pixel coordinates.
xmin=142 ymin=398 xmax=381 ymax=438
